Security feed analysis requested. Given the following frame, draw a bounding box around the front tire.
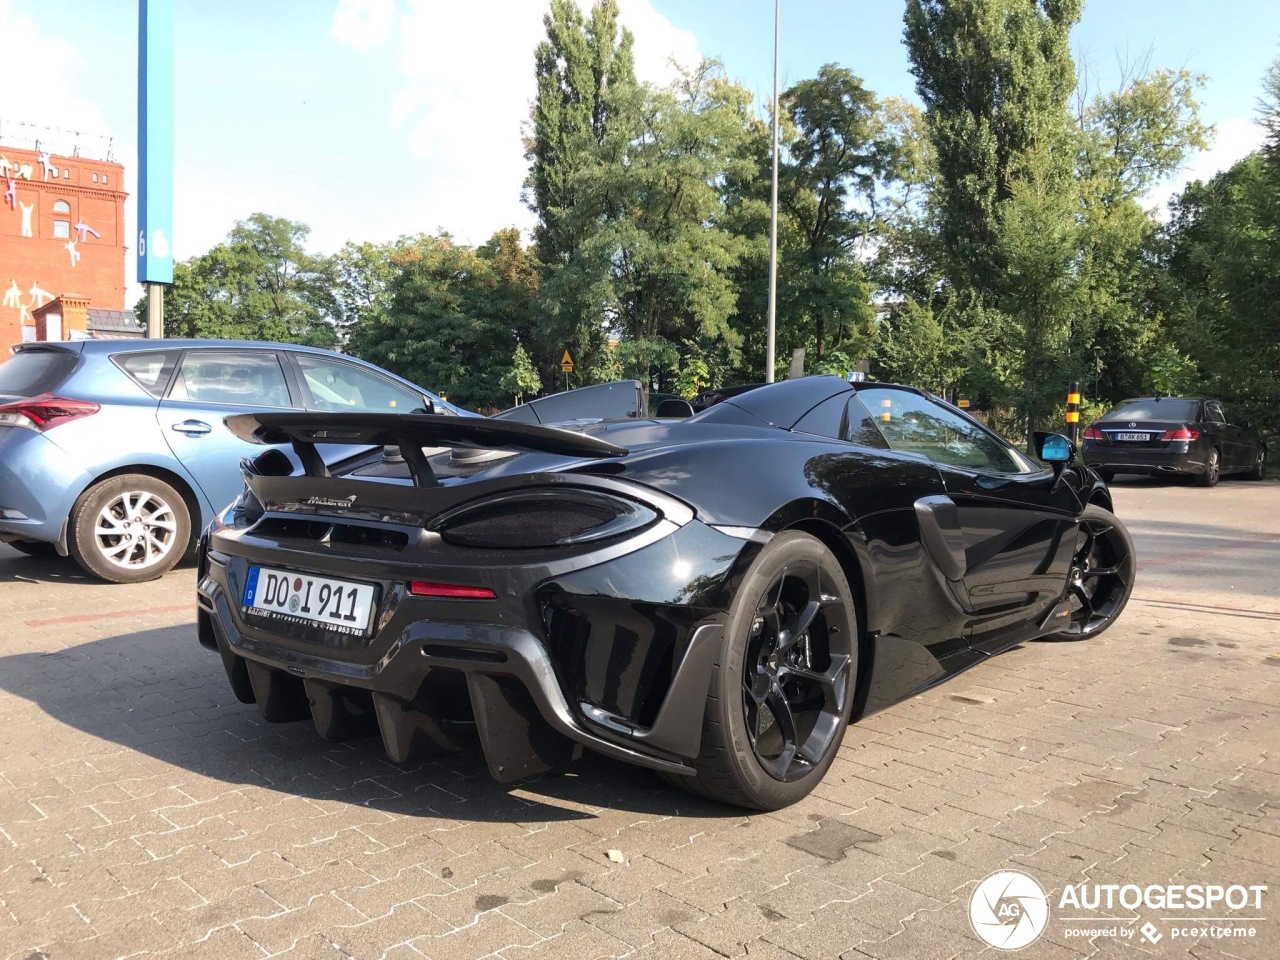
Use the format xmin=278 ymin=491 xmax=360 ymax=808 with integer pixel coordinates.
xmin=672 ymin=531 xmax=858 ymax=810
xmin=1195 ymin=448 xmax=1221 ymax=487
xmin=1046 ymin=504 xmax=1135 ymax=641
xmin=69 ymin=474 xmax=191 ymax=584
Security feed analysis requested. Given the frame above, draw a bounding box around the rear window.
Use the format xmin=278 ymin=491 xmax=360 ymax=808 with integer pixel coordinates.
xmin=0 ymin=349 xmax=78 ymax=397
xmin=1101 ymin=399 xmax=1198 ymax=422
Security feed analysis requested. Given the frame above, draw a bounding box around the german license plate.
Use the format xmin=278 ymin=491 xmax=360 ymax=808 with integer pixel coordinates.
xmin=1113 ymin=432 xmax=1150 ymax=442
xmin=243 ymin=566 xmax=376 ymax=635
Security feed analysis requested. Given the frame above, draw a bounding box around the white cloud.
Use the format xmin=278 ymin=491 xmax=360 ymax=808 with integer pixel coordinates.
xmin=330 ymin=0 xmax=699 ymax=246
xmin=329 ymin=0 xmax=397 ymax=53
xmin=1147 ymin=116 xmax=1266 ymax=214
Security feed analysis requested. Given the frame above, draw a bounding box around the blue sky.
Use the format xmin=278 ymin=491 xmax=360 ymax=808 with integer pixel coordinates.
xmin=3 ymin=0 xmax=1275 ymax=301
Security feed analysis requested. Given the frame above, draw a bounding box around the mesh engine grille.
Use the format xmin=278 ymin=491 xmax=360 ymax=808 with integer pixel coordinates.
xmin=440 ymin=500 xmax=620 ymax=549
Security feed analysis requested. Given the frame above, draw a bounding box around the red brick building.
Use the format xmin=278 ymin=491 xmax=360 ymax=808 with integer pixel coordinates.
xmin=1 ymin=144 xmax=127 ymax=349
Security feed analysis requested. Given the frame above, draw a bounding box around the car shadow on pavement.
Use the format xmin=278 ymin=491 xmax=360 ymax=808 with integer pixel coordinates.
xmin=0 ymin=549 xmax=93 ymax=585
xmin=0 ymin=623 xmax=743 ymax=824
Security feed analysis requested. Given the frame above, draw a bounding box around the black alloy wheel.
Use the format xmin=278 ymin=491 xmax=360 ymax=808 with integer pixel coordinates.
xmin=1196 ymin=448 xmax=1221 ymax=487
xmin=672 ymin=531 xmax=859 ymax=810
xmin=1048 ymin=504 xmax=1135 ymax=641
xmin=1244 ymin=447 xmax=1266 ymax=481
xmin=742 ymin=560 xmax=853 ymax=782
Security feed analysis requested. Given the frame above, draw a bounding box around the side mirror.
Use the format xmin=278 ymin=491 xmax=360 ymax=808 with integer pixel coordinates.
xmin=1034 ymin=431 xmax=1075 ymax=480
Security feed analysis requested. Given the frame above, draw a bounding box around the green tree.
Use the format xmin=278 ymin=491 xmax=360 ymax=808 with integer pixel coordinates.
xmin=500 ymin=343 xmax=542 ymax=405
xmin=348 ymin=231 xmax=541 ymax=409
xmin=526 ymin=0 xmax=637 ymax=382
xmin=903 ymin=0 xmax=1081 ymax=297
xmin=330 ymin=239 xmax=404 ymax=345
xmin=777 ymin=65 xmax=886 ymax=365
xmin=560 ymin=61 xmax=752 ymax=397
xmin=155 ymin=214 xmax=337 ymax=346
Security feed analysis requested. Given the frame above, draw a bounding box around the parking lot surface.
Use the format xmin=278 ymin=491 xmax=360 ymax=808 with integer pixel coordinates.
xmin=1 ymin=478 xmax=1277 ymax=960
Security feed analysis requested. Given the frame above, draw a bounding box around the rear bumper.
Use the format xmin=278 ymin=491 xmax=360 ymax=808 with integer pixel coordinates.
xmin=196 ymin=517 xmax=748 ymax=781
xmin=1082 ymin=443 xmax=1205 ymax=476
xmin=0 ymin=427 xmax=93 ymax=548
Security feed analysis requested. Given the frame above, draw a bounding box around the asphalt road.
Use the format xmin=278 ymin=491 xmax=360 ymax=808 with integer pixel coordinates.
xmin=0 ymin=475 xmax=1277 ymax=960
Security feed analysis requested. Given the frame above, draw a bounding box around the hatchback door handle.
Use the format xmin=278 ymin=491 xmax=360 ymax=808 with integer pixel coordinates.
xmin=172 ymin=419 xmax=212 ymax=436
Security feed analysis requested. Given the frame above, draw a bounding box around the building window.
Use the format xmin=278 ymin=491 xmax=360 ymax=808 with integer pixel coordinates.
xmin=53 ymin=201 xmax=70 ymax=214
xmin=62 ymin=168 xmax=70 ymax=178
xmin=91 ymin=173 xmax=98 ymax=183
xmin=53 ymin=220 xmax=70 ymax=238
xmin=102 ymin=173 xmax=108 ymax=184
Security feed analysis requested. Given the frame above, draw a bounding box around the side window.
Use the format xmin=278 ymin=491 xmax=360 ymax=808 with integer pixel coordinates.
xmin=112 ymin=350 xmax=178 ymax=398
xmin=856 ymin=387 xmax=1027 ymax=473
xmin=169 ymin=351 xmax=291 ymax=407
xmin=844 ymin=395 xmax=891 ymax=448
xmin=1206 ymin=402 xmax=1226 ymax=424
xmin=295 ymin=355 xmax=426 ymax=413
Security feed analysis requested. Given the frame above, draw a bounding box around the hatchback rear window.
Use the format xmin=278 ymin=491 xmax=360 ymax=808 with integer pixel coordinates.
xmin=0 ymin=349 xmax=78 ymax=397
xmin=1101 ymin=399 xmax=1198 ymax=422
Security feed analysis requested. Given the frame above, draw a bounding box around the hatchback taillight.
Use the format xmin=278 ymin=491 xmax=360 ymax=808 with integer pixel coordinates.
xmin=1084 ymin=426 xmax=1105 ymax=441
xmin=1159 ymin=426 xmax=1198 ymax=441
xmin=0 ymin=394 xmax=100 ymax=431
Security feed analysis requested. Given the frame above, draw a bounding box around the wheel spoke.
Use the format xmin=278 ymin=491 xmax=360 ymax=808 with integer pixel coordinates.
xmin=764 ymin=681 xmax=798 ymax=771
xmin=1082 ymin=565 xmax=1120 ymax=579
xmin=782 ymin=600 xmax=821 ymax=648
xmin=784 ymin=654 xmax=849 ymax=702
xmin=102 ymin=540 xmax=132 ymax=559
xmin=1071 ymin=584 xmax=1094 ymax=622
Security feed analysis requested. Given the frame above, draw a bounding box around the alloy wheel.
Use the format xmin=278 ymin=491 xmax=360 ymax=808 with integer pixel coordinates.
xmin=742 ymin=560 xmax=852 ymax=782
xmin=1207 ymin=451 xmax=1220 ymax=485
xmin=94 ymin=490 xmax=179 ymax=570
xmin=1060 ymin=515 xmax=1131 ymax=637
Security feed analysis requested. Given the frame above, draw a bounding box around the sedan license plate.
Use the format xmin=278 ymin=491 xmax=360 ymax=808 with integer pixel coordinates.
xmin=1113 ymin=432 xmax=1150 ymax=442
xmin=243 ymin=566 xmax=376 ymax=635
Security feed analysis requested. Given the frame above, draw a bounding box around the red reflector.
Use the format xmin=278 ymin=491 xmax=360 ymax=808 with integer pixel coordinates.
xmin=408 ymin=581 xmax=496 ymax=600
xmin=0 ymin=393 xmax=100 ymax=431
xmin=1159 ymin=426 xmax=1199 ymax=441
xmin=1083 ymin=426 xmax=1105 ymax=441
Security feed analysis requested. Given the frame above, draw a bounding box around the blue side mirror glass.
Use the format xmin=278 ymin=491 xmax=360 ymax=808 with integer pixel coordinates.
xmin=1041 ymin=435 xmax=1071 ymax=462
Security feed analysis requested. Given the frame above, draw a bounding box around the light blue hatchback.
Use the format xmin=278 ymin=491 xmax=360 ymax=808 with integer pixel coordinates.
xmin=0 ymin=339 xmax=469 ymax=582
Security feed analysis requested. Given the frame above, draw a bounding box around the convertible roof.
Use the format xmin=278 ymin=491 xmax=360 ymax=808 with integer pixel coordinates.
xmin=712 ymin=375 xmax=855 ymax=429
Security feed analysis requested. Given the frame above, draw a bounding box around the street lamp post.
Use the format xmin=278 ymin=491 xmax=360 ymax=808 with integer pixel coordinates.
xmin=765 ymin=0 xmax=780 ymax=383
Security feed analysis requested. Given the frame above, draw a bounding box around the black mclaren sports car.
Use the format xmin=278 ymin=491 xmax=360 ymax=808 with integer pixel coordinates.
xmin=196 ymin=376 xmax=1135 ymax=810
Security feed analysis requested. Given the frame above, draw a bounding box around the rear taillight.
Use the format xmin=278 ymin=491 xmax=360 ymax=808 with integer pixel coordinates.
xmin=1084 ymin=426 xmax=1105 ymax=441
xmin=409 ymin=581 xmax=496 ymax=600
xmin=1159 ymin=426 xmax=1198 ymax=441
xmin=0 ymin=394 xmax=100 ymax=431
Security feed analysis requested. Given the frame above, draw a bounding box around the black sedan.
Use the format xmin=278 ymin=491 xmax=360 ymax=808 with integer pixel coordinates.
xmin=196 ymin=377 xmax=1134 ymax=809
xmin=1082 ymin=397 xmax=1266 ymax=486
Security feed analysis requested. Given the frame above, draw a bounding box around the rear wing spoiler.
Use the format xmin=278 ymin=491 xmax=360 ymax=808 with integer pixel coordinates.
xmin=224 ymin=412 xmax=628 ymax=488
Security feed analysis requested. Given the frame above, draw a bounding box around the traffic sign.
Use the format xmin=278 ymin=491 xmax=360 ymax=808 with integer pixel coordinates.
xmin=560 ymin=349 xmax=574 ymax=372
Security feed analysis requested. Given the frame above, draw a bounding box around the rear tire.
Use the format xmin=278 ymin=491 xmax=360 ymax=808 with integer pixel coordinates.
xmin=1195 ymin=449 xmax=1221 ymax=487
xmin=69 ymin=474 xmax=191 ymax=584
xmin=1243 ymin=447 xmax=1266 ymax=481
xmin=668 ymin=531 xmax=858 ymax=810
xmin=5 ymin=539 xmax=59 ymax=558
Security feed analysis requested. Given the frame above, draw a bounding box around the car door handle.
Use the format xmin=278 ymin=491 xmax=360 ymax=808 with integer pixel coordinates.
xmin=171 ymin=419 xmax=212 ymax=436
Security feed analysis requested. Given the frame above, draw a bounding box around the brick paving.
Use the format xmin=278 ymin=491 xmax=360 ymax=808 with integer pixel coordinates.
xmin=1 ymin=481 xmax=1277 ymax=959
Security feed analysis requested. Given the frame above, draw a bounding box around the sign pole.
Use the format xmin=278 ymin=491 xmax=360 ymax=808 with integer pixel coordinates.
xmin=145 ymin=283 xmax=163 ymax=338
xmin=764 ymin=0 xmax=780 ymax=384
xmin=138 ymin=0 xmax=174 ymax=337
xmin=1065 ymin=381 xmax=1080 ymax=443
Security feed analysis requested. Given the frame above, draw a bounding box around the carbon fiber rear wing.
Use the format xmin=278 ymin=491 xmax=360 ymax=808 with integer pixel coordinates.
xmin=224 ymin=412 xmax=628 ymax=488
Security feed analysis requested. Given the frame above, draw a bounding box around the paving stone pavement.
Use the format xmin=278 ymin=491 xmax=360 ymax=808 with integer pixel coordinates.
xmin=1 ymin=480 xmax=1277 ymax=960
